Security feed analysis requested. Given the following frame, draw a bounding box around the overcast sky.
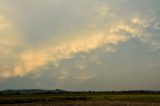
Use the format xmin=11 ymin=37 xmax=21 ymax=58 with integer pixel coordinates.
xmin=0 ymin=0 xmax=160 ymax=91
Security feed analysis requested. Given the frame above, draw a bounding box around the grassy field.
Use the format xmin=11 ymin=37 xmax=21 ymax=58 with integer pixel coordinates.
xmin=0 ymin=93 xmax=160 ymax=106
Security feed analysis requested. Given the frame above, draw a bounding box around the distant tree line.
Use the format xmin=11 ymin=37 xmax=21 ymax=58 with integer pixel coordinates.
xmin=0 ymin=89 xmax=160 ymax=95
xmin=0 ymin=89 xmax=66 ymax=95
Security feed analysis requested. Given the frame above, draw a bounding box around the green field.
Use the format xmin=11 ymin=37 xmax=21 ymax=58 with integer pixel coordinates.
xmin=0 ymin=92 xmax=160 ymax=106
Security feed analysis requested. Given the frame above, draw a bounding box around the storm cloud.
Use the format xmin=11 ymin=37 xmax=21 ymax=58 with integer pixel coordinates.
xmin=0 ymin=0 xmax=160 ymax=90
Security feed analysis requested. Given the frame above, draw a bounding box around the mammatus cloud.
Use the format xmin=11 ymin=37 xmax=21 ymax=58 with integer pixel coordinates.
xmin=0 ymin=15 xmax=160 ymax=79
xmin=110 ymin=17 xmax=160 ymax=49
xmin=0 ymin=16 xmax=22 ymax=78
xmin=75 ymin=74 xmax=95 ymax=81
xmin=0 ymin=31 xmax=128 ymax=78
xmin=0 ymin=16 xmax=19 ymax=47
xmin=0 ymin=1 xmax=160 ymax=84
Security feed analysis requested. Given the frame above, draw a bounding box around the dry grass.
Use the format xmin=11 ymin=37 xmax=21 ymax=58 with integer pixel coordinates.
xmin=1 ymin=101 xmax=160 ymax=106
xmin=0 ymin=93 xmax=160 ymax=106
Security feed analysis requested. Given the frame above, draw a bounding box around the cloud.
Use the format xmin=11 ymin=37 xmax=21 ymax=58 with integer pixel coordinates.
xmin=1 ymin=15 xmax=159 ymax=79
xmin=0 ymin=16 xmax=11 ymax=29
xmin=0 ymin=0 xmax=160 ymax=91
xmin=131 ymin=17 xmax=147 ymax=25
xmin=75 ymin=74 xmax=95 ymax=81
xmin=0 ymin=0 xmax=160 ymax=82
xmin=0 ymin=15 xmax=23 ymax=78
xmin=0 ymin=31 xmax=128 ymax=78
xmin=0 ymin=16 xmax=18 ymax=46
xmin=77 ymin=64 xmax=86 ymax=71
xmin=58 ymin=71 xmax=69 ymax=81
xmin=110 ymin=19 xmax=141 ymax=39
xmin=110 ymin=16 xmax=160 ymax=49
xmin=155 ymin=22 xmax=160 ymax=30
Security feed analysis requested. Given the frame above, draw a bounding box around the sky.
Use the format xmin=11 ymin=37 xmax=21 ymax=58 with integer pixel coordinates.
xmin=0 ymin=0 xmax=160 ymax=91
